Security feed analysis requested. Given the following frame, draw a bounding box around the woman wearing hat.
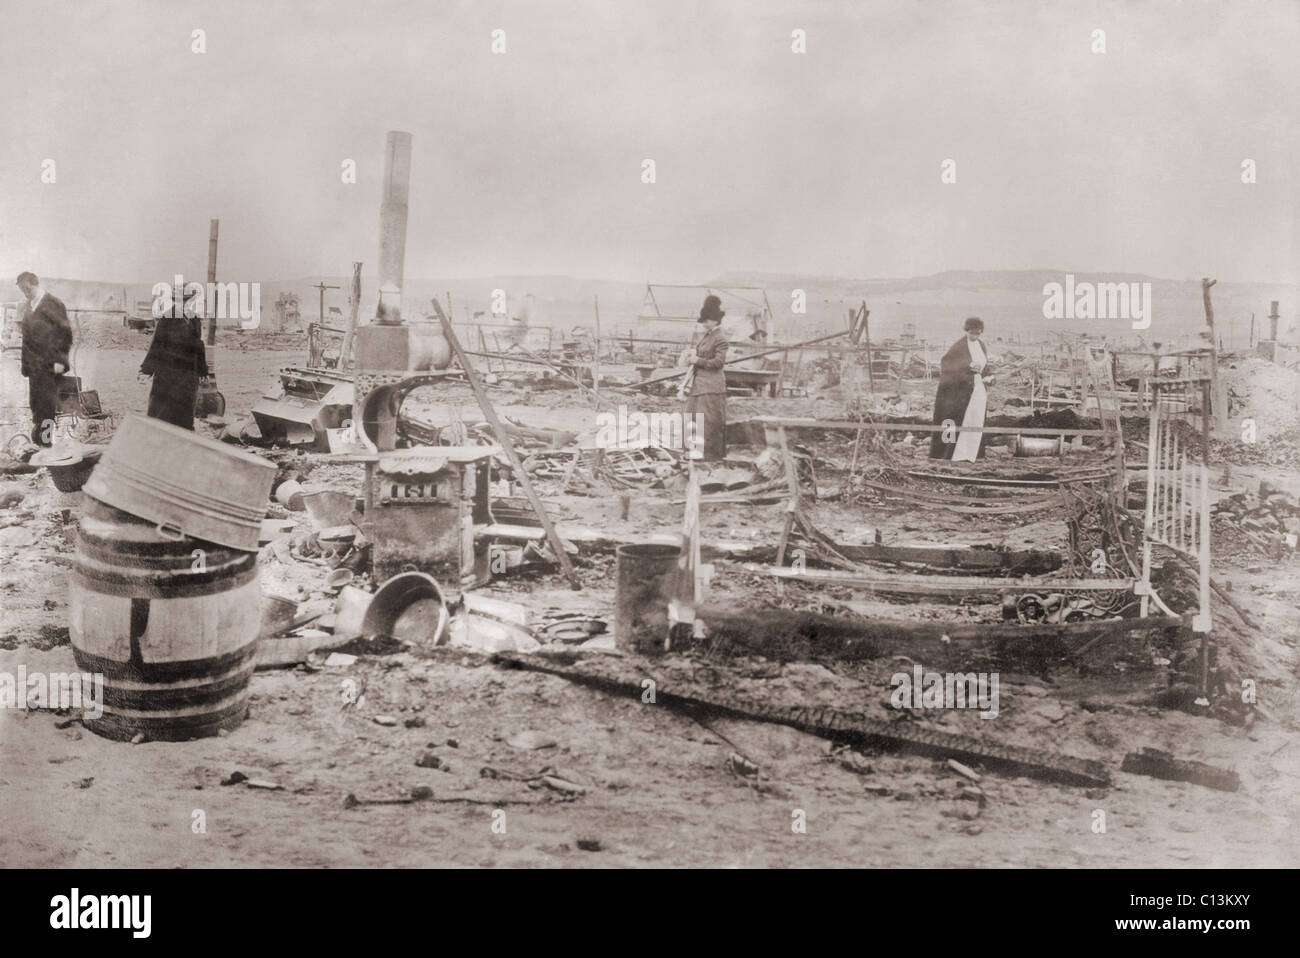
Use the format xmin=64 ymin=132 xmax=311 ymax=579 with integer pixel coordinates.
xmin=684 ymin=294 xmax=729 ymax=461
xmin=139 ymin=289 xmax=208 ymax=430
xmin=929 ymin=316 xmax=995 ymax=461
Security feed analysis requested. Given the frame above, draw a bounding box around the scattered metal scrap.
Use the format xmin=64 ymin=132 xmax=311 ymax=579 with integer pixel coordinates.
xmin=493 ymin=652 xmax=1112 ymax=788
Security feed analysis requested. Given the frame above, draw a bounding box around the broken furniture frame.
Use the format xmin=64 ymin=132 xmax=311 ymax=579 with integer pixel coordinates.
xmin=1137 ymin=377 xmax=1212 ymax=699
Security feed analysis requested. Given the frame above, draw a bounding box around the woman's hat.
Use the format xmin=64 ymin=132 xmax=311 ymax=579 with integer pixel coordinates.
xmin=699 ymin=295 xmax=725 ymax=323
xmin=963 ymin=316 xmax=984 ymax=332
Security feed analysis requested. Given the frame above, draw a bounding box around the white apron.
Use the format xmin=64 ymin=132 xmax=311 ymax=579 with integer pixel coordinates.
xmin=952 ymin=338 xmax=987 ymax=462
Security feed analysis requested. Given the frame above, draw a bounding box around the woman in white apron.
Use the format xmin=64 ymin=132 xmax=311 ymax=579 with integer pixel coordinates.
xmin=929 ymin=317 xmax=995 ymax=461
xmin=952 ymin=332 xmax=990 ymax=462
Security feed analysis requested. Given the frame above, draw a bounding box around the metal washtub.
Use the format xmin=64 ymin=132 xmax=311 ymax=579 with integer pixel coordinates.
xmin=83 ymin=415 xmax=276 ymax=552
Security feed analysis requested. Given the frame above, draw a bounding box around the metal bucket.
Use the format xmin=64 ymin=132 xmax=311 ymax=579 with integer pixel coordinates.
xmin=334 ymin=585 xmax=373 ymax=639
xmin=614 ymin=543 xmax=682 ymax=655
xmin=69 ymin=497 xmax=261 ymax=741
xmin=324 ymin=568 xmax=355 ymax=592
xmin=259 ymin=595 xmax=299 ymax=636
xmin=83 ymin=414 xmax=276 ymax=551
xmin=301 ymin=489 xmax=355 ymax=529
xmin=361 ymin=572 xmax=448 ymax=646
xmin=32 ymin=443 xmax=103 ymax=493
xmin=275 ymin=479 xmax=306 ymax=511
xmin=1014 ymin=435 xmax=1065 ymax=457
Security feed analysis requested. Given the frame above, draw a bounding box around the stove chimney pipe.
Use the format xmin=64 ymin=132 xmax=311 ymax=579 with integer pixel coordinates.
xmin=377 ymin=130 xmax=412 ymax=324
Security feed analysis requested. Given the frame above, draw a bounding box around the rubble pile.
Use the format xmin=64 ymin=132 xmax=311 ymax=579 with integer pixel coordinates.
xmin=1212 ymin=480 xmax=1300 ymax=556
xmin=1223 ymin=357 xmax=1300 ymax=438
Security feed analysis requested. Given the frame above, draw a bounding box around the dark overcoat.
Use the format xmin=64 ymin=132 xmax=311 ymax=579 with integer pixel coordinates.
xmin=141 ymin=315 xmax=208 ymax=430
xmin=20 ymin=293 xmax=73 ymax=444
xmin=20 ymin=293 xmax=72 ymax=378
xmin=686 ymin=326 xmax=728 ymax=460
xmin=928 ymin=336 xmax=988 ymax=460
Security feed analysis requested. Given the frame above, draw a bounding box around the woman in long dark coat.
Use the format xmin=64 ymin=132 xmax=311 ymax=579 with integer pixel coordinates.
xmin=139 ymin=297 xmax=207 ymax=430
xmin=929 ymin=316 xmax=994 ymax=460
xmin=684 ymin=295 xmax=729 ymax=461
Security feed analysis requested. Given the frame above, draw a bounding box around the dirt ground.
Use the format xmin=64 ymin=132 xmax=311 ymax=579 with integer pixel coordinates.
xmin=1 ymin=338 xmax=1298 ymax=867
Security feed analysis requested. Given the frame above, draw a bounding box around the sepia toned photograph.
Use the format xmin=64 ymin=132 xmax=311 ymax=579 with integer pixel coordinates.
xmin=1 ymin=0 xmax=1296 ymax=926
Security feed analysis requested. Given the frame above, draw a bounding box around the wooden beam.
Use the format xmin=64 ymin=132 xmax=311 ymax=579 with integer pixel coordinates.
xmin=339 ymin=261 xmax=362 ymax=371
xmin=745 ymin=564 xmax=1133 ymax=595
xmin=904 ymin=469 xmax=1115 ymax=489
xmin=698 ymin=604 xmax=1189 ymax=661
xmin=432 ymin=299 xmax=581 ymax=589
xmin=623 ymin=330 xmax=851 ymax=391
xmin=756 ymin=417 xmax=1111 ymax=437
xmin=1202 ymin=277 xmax=1229 ymax=432
xmin=835 ymin=542 xmax=1063 ymax=574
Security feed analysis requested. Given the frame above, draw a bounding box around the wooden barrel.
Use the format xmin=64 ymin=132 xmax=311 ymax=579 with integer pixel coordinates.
xmin=68 ymin=497 xmax=261 ymax=741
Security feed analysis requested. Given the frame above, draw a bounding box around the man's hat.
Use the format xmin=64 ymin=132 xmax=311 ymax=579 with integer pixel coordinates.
xmin=698 ymin=294 xmax=725 ymax=323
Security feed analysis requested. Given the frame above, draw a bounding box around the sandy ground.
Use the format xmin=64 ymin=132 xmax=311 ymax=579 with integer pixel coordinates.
xmin=1 ymin=340 xmax=1298 ymax=867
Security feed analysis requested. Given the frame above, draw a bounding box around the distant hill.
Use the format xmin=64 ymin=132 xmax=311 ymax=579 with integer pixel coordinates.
xmin=12 ymin=270 xmax=1298 ymax=351
xmin=708 ymin=270 xmax=1300 ymax=349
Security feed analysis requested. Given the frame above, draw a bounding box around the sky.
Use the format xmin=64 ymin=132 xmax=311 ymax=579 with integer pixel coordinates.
xmin=1 ymin=0 xmax=1297 ymax=286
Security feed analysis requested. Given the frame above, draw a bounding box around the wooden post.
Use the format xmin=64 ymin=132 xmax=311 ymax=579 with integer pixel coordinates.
xmin=339 ymin=262 xmax=362 ymax=371
xmin=862 ymin=302 xmax=874 ymax=396
xmin=1202 ymin=278 xmax=1228 ymax=431
xmin=432 ymin=299 xmax=581 ymax=589
xmin=205 ymin=219 xmax=219 ymax=345
xmin=774 ymin=425 xmax=800 ymax=599
xmin=669 ymin=462 xmax=702 ymax=650
xmin=592 ymin=294 xmax=601 ymax=396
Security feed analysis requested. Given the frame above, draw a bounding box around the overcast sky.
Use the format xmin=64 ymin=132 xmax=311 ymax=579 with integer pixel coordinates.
xmin=1 ymin=0 xmax=1296 ymax=286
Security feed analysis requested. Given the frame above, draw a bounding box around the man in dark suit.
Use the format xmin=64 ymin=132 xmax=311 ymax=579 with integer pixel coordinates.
xmin=16 ymin=272 xmax=72 ymax=447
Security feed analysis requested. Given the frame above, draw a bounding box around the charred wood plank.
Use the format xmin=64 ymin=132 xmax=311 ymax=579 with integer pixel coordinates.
xmin=493 ymin=651 xmax=1112 ymax=788
xmin=1121 ymin=747 xmax=1240 ymax=792
xmin=696 ymin=605 xmax=1191 ymax=665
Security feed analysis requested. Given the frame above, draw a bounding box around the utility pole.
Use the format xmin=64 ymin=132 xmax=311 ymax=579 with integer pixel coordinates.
xmin=313 ymin=280 xmax=340 ymax=326
xmin=206 ymin=219 xmax=219 ymax=345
